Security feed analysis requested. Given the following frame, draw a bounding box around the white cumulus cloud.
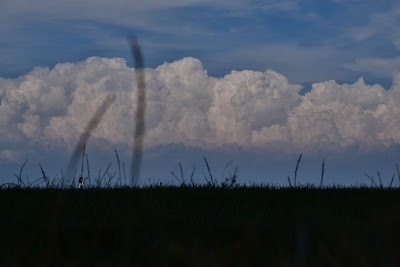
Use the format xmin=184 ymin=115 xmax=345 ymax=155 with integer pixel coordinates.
xmin=1 ymin=56 xmax=400 ymax=162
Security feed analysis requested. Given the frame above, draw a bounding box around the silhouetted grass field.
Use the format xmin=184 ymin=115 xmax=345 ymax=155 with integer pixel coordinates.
xmin=1 ymin=185 xmax=400 ymax=266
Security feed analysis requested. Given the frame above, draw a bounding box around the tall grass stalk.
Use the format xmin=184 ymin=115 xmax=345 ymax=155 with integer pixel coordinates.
xmin=101 ymin=162 xmax=112 ymax=185
xmin=107 ymin=171 xmax=116 ymax=187
xmin=203 ymin=157 xmax=215 ymax=185
xmin=377 ymin=172 xmax=383 ymax=188
xmin=115 ymin=149 xmax=121 ymax=186
xmin=60 ymin=168 xmax=64 ymax=188
xmin=222 ymin=167 xmax=237 ymax=188
xmin=80 ymin=143 xmax=86 ymax=177
xmin=123 ymin=162 xmax=127 ymax=186
xmin=25 ymin=174 xmax=30 ymax=187
xmin=171 ymin=170 xmax=181 ymax=184
xmin=190 ymin=164 xmax=196 ymax=186
xmin=71 ymin=168 xmax=77 ymax=188
xmin=389 ymin=174 xmax=395 ymax=188
xmin=319 ymin=159 xmax=325 ymax=188
xmin=86 ymin=153 xmax=91 ymax=185
xmin=179 ymin=162 xmax=185 ymax=185
xmin=221 ymin=160 xmax=233 ymax=182
xmin=364 ymin=173 xmax=377 ymax=187
xmin=294 ymin=153 xmax=303 ymax=187
xmin=171 ymin=162 xmax=185 ymax=185
xmin=39 ymin=164 xmax=49 ymax=187
xmin=31 ymin=176 xmax=45 ymax=187
xmin=97 ymin=169 xmax=102 ymax=187
xmin=13 ymin=160 xmax=28 ymax=187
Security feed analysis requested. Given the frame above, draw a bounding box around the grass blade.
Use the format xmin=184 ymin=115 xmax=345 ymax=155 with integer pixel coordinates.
xmin=319 ymin=159 xmax=325 ymax=188
xmin=294 ymin=153 xmax=303 ymax=187
xmin=66 ymin=94 xmax=116 ymax=183
xmin=129 ymin=36 xmax=146 ymax=186
xmin=115 ymin=149 xmax=122 ymax=186
xmin=203 ymin=156 xmax=214 ymax=185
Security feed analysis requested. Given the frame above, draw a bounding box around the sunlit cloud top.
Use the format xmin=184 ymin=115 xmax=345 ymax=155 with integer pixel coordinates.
xmin=1 ymin=56 xmax=400 ymax=163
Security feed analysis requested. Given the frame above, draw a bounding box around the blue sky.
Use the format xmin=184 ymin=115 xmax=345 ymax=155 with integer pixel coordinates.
xmin=2 ymin=0 xmax=399 ymax=83
xmin=1 ymin=0 xmax=400 ymax=186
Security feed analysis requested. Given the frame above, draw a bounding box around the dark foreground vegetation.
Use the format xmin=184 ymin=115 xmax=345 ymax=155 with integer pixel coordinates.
xmin=1 ymin=185 xmax=400 ymax=267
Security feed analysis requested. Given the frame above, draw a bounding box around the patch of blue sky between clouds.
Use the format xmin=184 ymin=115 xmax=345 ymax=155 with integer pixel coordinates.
xmin=0 ymin=0 xmax=398 ymax=86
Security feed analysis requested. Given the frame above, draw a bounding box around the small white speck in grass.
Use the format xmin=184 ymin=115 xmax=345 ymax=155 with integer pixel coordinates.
xmin=79 ymin=176 xmax=84 ymax=189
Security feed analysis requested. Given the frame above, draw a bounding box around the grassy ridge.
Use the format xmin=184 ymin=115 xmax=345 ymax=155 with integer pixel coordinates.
xmin=1 ymin=186 xmax=400 ymax=266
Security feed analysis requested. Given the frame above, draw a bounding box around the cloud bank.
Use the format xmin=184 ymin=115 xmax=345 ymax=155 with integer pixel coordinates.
xmin=1 ymin=56 xmax=400 ymax=162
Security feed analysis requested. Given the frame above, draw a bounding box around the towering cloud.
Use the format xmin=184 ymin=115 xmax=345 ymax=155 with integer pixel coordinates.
xmin=1 ymin=56 xmax=399 ymax=162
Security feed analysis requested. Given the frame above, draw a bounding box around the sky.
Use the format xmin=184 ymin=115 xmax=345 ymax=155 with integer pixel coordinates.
xmin=1 ymin=0 xmax=400 ymax=187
